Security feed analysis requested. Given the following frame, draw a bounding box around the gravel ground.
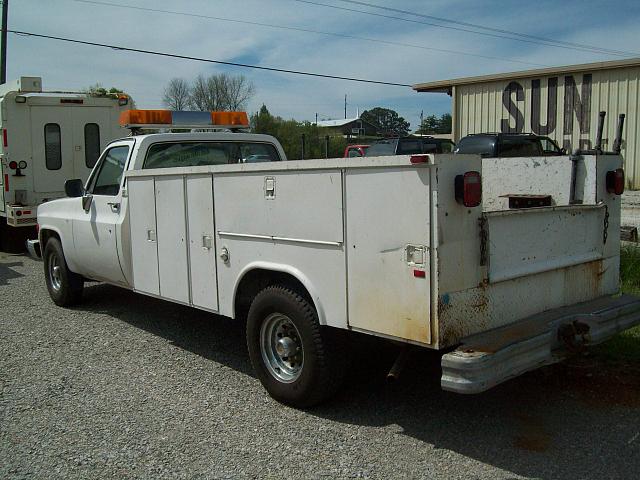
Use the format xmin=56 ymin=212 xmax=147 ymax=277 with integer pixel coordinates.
xmin=1 ymin=252 xmax=640 ymax=479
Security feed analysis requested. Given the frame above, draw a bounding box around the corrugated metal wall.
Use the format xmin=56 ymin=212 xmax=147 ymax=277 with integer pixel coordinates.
xmin=454 ymin=66 xmax=640 ymax=188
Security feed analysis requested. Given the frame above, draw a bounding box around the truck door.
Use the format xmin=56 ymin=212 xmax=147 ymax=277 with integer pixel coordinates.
xmin=70 ymin=141 xmax=132 ymax=284
xmin=30 ymin=107 xmax=74 ymax=193
xmin=71 ymin=107 xmax=113 ymax=182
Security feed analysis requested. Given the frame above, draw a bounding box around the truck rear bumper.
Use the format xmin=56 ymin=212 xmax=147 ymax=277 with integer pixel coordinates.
xmin=441 ymin=295 xmax=640 ymax=394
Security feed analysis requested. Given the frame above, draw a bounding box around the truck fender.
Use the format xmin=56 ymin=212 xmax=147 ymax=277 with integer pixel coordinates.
xmin=232 ymin=261 xmax=328 ymax=326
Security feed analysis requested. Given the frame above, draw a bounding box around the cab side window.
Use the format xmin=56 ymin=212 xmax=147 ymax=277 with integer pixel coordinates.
xmin=88 ymin=146 xmax=130 ymax=196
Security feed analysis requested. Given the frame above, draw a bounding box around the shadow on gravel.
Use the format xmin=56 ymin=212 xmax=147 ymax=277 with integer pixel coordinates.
xmin=77 ymin=282 xmax=640 ymax=480
xmin=0 ymin=260 xmax=25 ymax=286
xmin=79 ymin=283 xmax=253 ymax=376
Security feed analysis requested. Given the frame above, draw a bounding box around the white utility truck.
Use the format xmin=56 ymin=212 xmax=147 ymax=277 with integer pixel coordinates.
xmin=0 ymin=76 xmax=130 ymax=251
xmin=35 ymin=109 xmax=640 ymax=407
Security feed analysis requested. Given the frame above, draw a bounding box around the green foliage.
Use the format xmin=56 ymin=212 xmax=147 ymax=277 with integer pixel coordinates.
xmin=84 ymin=83 xmax=136 ymax=107
xmin=252 ymin=105 xmax=347 ymax=160
xmin=361 ymin=107 xmax=410 ymax=136
xmin=593 ymin=245 xmax=640 ymax=362
xmin=416 ymin=113 xmax=452 ymax=134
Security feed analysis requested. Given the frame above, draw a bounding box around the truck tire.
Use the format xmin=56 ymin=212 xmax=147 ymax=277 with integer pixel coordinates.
xmin=43 ymin=237 xmax=84 ymax=307
xmin=246 ymin=285 xmax=343 ymax=408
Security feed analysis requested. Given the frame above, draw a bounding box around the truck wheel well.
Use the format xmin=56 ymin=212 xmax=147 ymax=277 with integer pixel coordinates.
xmin=40 ymin=229 xmax=60 ymax=251
xmin=234 ymin=269 xmax=313 ymax=321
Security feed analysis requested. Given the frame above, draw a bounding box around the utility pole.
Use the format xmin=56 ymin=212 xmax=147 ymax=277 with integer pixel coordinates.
xmin=315 ymin=112 xmax=318 ymax=125
xmin=344 ymin=94 xmax=347 ymax=119
xmin=1 ymin=0 xmax=8 ymax=84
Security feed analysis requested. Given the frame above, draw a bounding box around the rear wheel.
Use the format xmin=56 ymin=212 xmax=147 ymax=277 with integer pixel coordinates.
xmin=43 ymin=237 xmax=83 ymax=306
xmin=247 ymin=285 xmax=344 ymax=408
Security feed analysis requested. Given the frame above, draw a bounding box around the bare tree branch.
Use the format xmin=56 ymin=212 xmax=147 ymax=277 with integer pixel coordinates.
xmin=162 ymin=78 xmax=191 ymax=110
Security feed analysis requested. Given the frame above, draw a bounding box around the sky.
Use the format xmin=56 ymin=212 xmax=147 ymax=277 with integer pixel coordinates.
xmin=7 ymin=0 xmax=640 ymax=130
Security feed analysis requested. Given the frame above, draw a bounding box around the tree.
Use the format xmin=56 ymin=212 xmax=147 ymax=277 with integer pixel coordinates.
xmin=162 ymin=78 xmax=191 ymax=110
xmin=188 ymin=73 xmax=255 ymax=111
xmin=361 ymin=107 xmax=410 ymax=136
xmin=416 ymin=113 xmax=452 ymax=134
xmin=251 ymin=105 xmax=347 ymax=160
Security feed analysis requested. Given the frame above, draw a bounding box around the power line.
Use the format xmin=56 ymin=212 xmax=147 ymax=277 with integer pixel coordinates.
xmin=292 ymin=0 xmax=639 ymax=58
xmin=335 ymin=0 xmax=637 ymax=57
xmin=67 ymin=0 xmax=547 ymax=67
xmin=5 ymin=29 xmax=413 ymax=87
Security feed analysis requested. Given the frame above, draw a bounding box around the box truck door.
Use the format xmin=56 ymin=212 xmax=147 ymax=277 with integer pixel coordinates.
xmin=71 ymin=107 xmax=113 ymax=182
xmin=31 ymin=107 xmax=74 ymax=193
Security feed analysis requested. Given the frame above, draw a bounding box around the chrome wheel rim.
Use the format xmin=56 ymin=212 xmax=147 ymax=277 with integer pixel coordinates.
xmin=48 ymin=253 xmax=62 ymax=292
xmin=260 ymin=313 xmax=304 ymax=383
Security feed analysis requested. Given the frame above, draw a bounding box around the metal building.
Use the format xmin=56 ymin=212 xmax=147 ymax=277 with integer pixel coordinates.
xmin=413 ymin=58 xmax=640 ymax=187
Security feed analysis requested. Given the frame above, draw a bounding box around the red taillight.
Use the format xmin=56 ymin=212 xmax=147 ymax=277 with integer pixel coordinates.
xmin=606 ymin=168 xmax=625 ymax=195
xmin=413 ymin=269 xmax=426 ymax=278
xmin=2 ymin=129 xmax=7 ymax=148
xmin=16 ymin=210 xmax=22 ymax=216
xmin=455 ymin=171 xmax=482 ymax=207
xmin=410 ymin=154 xmax=430 ymax=164
xmin=8 ymin=160 xmax=17 ymax=169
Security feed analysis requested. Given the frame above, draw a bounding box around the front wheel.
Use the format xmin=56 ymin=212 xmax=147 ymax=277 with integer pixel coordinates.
xmin=246 ymin=285 xmax=344 ymax=408
xmin=43 ymin=237 xmax=84 ymax=307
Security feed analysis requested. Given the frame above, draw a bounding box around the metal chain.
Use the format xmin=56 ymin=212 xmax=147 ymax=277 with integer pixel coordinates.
xmin=479 ymin=216 xmax=488 ymax=266
xmin=603 ymin=205 xmax=609 ymax=244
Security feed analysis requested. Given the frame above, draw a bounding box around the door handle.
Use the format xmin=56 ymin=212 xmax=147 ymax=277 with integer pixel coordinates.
xmin=107 ymin=202 xmax=120 ymax=211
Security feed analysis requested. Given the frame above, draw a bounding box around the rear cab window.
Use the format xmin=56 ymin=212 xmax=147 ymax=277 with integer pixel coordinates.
xmin=143 ymin=142 xmax=281 ymax=169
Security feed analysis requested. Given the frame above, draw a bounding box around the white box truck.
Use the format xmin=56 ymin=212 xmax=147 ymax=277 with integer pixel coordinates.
xmin=0 ymin=76 xmax=130 ymax=250
xmin=33 ymin=110 xmax=640 ymax=407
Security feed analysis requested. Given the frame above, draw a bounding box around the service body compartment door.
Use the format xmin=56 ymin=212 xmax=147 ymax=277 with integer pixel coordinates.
xmin=186 ymin=175 xmax=218 ymax=311
xmin=346 ymin=168 xmax=431 ymax=344
xmin=155 ymin=176 xmax=189 ymax=303
xmin=128 ymin=177 xmax=159 ymax=295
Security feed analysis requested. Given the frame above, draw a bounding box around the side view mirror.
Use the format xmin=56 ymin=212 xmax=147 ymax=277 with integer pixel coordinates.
xmin=65 ymin=179 xmax=84 ymax=198
xmin=560 ymin=148 xmax=567 ymax=154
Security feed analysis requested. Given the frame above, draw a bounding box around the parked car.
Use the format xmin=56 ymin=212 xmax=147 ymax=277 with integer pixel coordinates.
xmin=454 ymin=133 xmax=565 ymax=157
xmin=365 ymin=136 xmax=455 ymax=157
xmin=343 ymin=144 xmax=370 ymax=158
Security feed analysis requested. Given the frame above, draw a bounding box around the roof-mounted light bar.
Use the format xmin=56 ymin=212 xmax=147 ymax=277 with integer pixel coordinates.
xmin=119 ymin=109 xmax=250 ymax=130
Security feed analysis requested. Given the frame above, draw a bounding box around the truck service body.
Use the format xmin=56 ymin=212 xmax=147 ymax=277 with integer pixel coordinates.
xmin=0 ymin=76 xmax=129 ymax=250
xmin=35 ymin=110 xmax=640 ymax=406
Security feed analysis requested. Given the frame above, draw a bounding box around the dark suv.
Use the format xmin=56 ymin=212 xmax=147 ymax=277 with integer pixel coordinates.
xmin=365 ymin=136 xmax=455 ymax=157
xmin=454 ymin=133 xmax=564 ymax=157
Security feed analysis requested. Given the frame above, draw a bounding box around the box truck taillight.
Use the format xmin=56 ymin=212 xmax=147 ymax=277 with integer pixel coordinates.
xmin=409 ymin=154 xmax=430 ymax=164
xmin=455 ymin=171 xmax=482 ymax=207
xmin=3 ymin=129 xmax=7 ymax=148
xmin=606 ymin=168 xmax=625 ymax=195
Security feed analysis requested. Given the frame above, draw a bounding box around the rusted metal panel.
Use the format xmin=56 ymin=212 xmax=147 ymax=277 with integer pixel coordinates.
xmin=452 ymin=66 xmax=640 ymax=187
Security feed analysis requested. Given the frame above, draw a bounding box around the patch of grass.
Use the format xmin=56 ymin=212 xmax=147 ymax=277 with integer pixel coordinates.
xmin=593 ymin=245 xmax=640 ymax=363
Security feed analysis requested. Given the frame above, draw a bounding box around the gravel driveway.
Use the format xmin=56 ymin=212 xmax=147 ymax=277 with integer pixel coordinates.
xmin=1 ymin=252 xmax=639 ymax=479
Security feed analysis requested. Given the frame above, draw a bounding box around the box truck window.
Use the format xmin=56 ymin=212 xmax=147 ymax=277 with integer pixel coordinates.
xmin=44 ymin=123 xmax=62 ymax=170
xmin=84 ymin=123 xmax=101 ymax=168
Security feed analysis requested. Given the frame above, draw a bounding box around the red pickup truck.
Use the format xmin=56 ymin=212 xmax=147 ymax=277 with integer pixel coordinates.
xmin=343 ymin=144 xmax=370 ymax=158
